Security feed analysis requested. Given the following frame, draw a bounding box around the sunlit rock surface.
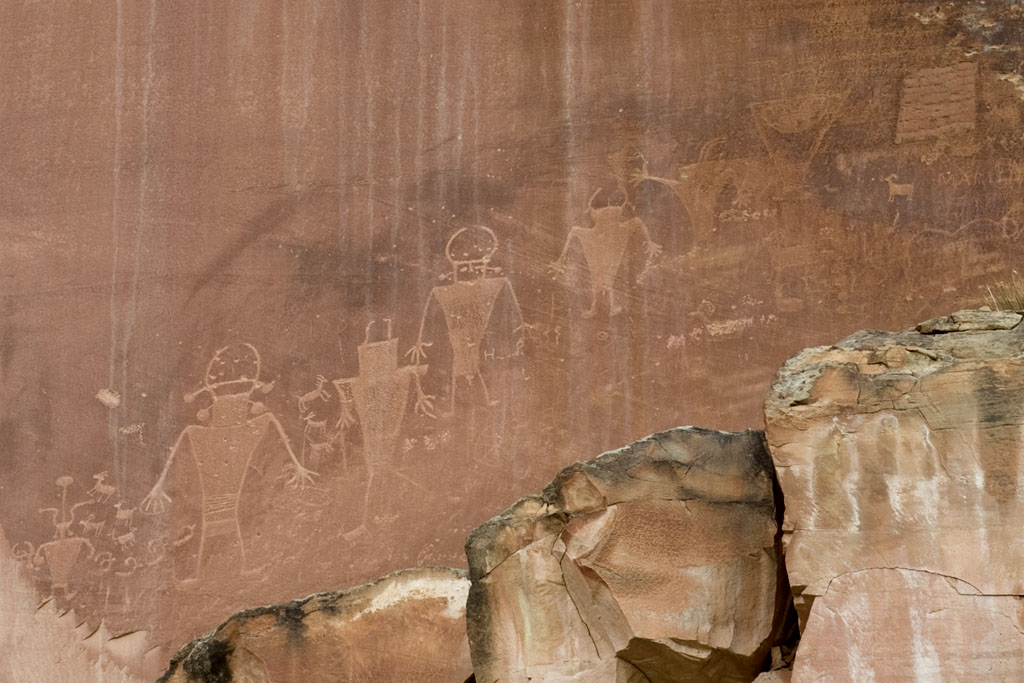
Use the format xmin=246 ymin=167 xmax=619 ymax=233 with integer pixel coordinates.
xmin=466 ymin=427 xmax=790 ymax=682
xmin=160 ymin=567 xmax=472 ymax=683
xmin=766 ymin=309 xmax=1024 ymax=680
xmin=794 ymin=568 xmax=1024 ymax=682
xmin=0 ymin=524 xmax=150 ymax=683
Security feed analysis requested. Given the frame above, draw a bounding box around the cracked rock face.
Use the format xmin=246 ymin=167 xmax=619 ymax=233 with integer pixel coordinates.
xmin=765 ymin=309 xmax=1024 ymax=680
xmin=160 ymin=567 xmax=472 ymax=682
xmin=794 ymin=568 xmax=1024 ymax=681
xmin=465 ymin=427 xmax=788 ymax=682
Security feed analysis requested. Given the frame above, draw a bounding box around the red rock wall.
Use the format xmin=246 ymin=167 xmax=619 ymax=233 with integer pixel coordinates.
xmin=3 ymin=0 xmax=1024 ymax=671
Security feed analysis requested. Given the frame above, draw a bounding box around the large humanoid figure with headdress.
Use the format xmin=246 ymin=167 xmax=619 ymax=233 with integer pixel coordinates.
xmin=140 ymin=343 xmax=316 ymax=578
xmin=406 ymin=226 xmax=524 ymax=417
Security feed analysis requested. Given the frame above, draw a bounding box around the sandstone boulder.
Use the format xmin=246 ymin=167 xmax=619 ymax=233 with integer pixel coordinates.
xmin=465 ymin=427 xmax=790 ymax=682
xmin=765 ymin=309 xmax=1024 ymax=679
xmin=159 ymin=567 xmax=472 ymax=682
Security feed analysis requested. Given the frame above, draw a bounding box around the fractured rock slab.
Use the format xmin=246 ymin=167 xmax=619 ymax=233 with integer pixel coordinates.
xmin=159 ymin=567 xmax=472 ymax=682
xmin=466 ymin=427 xmax=788 ymax=682
xmin=765 ymin=309 xmax=1024 ymax=679
xmin=794 ymin=568 xmax=1024 ymax=682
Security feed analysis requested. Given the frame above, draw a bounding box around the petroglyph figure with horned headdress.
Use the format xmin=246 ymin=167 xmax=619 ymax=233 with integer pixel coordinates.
xmin=550 ymin=187 xmax=662 ymax=319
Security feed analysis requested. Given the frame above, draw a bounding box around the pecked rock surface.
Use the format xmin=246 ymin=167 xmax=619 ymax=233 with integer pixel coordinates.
xmin=766 ymin=309 xmax=1024 ymax=680
xmin=465 ymin=427 xmax=791 ymax=682
xmin=159 ymin=567 xmax=472 ymax=682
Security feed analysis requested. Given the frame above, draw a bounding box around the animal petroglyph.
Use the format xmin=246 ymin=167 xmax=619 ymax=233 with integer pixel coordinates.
xmin=140 ymin=343 xmax=317 ymax=578
xmin=634 ymin=141 xmax=772 ymax=244
xmin=79 ymin=515 xmax=105 ymax=537
xmin=88 ymin=471 xmax=116 ymax=503
xmin=408 ymin=226 xmax=524 ymax=416
xmin=551 ymin=188 xmax=661 ymax=319
xmin=113 ymin=501 xmax=135 ymax=528
xmin=884 ymin=174 xmax=915 ymax=202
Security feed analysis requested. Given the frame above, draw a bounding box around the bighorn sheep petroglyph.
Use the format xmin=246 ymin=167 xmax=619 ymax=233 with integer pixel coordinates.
xmin=884 ymin=174 xmax=914 ymax=202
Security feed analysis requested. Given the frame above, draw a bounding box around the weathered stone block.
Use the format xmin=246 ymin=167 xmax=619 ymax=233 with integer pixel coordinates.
xmin=466 ymin=427 xmax=788 ymax=682
xmin=160 ymin=567 xmax=472 ymax=682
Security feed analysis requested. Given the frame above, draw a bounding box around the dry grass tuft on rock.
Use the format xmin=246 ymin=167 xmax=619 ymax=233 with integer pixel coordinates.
xmin=986 ymin=270 xmax=1024 ymax=311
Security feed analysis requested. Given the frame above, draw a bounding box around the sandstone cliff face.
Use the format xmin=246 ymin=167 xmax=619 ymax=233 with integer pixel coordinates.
xmin=766 ymin=309 xmax=1024 ymax=681
xmin=7 ymin=0 xmax=1024 ymax=663
xmin=466 ymin=427 xmax=791 ymax=682
xmin=160 ymin=567 xmax=472 ymax=683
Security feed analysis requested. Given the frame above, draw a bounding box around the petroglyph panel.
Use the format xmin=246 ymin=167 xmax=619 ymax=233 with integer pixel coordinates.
xmin=896 ymin=63 xmax=977 ymax=143
xmin=3 ymin=0 xmax=1024 ymax=675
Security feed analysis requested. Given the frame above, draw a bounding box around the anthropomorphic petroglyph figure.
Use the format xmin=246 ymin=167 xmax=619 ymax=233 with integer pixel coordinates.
xmin=140 ymin=343 xmax=317 ymax=578
xmin=336 ymin=320 xmax=427 ymax=465
xmin=407 ymin=226 xmax=524 ymax=415
xmin=749 ymin=93 xmax=845 ymax=188
xmin=33 ymin=476 xmax=95 ymax=597
xmin=333 ymin=320 xmax=428 ymax=539
xmin=551 ymin=188 xmax=661 ymax=319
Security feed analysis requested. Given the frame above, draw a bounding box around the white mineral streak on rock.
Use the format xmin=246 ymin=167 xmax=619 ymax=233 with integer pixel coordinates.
xmin=352 ymin=572 xmax=470 ymax=621
xmin=161 ymin=567 xmax=473 ymax=682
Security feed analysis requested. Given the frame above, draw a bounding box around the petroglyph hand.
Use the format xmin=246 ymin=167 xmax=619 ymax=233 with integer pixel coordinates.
xmin=414 ymin=384 xmax=438 ymax=420
xmin=284 ymin=462 xmax=318 ymax=489
xmin=405 ymin=341 xmax=432 ymax=365
xmin=645 ymin=241 xmax=663 ymax=258
xmin=140 ymin=485 xmax=171 ymax=515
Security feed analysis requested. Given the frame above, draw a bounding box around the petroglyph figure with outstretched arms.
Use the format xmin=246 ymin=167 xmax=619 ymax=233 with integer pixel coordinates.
xmin=407 ymin=225 xmax=524 ymax=416
xmin=551 ymin=187 xmax=661 ymax=318
xmin=140 ymin=343 xmax=316 ymax=577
